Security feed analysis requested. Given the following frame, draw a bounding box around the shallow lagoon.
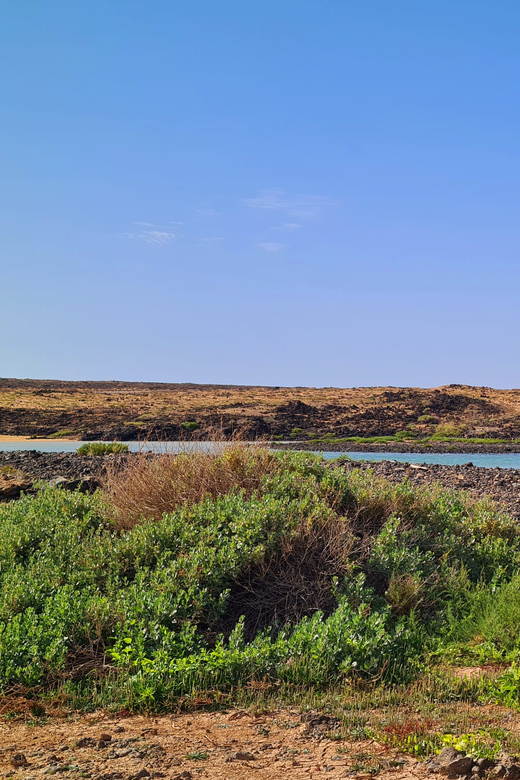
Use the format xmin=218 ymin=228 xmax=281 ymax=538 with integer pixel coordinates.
xmin=0 ymin=439 xmax=520 ymax=468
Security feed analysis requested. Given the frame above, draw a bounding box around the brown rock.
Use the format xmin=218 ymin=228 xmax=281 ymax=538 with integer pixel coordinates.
xmin=11 ymin=753 xmax=28 ymax=767
xmin=438 ymin=747 xmax=474 ymax=777
xmin=234 ymin=750 xmax=256 ymax=761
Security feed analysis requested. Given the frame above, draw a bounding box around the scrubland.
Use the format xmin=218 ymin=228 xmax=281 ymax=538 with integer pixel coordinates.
xmin=3 ymin=378 xmax=520 ymax=441
xmin=2 ymin=447 xmax=520 ymax=763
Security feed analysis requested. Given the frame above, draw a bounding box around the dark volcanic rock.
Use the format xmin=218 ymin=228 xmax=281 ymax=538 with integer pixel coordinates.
xmin=0 ymin=450 xmax=129 ymax=501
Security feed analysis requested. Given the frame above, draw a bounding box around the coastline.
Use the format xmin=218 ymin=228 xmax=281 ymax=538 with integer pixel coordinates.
xmin=3 ymin=435 xmax=520 ymax=454
xmin=2 ymin=449 xmax=520 ymax=520
xmin=273 ymin=440 xmax=520 ymax=454
xmin=0 ymin=435 xmax=79 ymax=443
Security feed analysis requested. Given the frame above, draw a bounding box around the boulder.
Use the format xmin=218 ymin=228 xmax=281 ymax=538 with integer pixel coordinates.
xmin=438 ymin=747 xmax=474 ymax=777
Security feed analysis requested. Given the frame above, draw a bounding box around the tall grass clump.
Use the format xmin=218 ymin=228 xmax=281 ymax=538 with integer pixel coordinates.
xmin=104 ymin=444 xmax=279 ymax=529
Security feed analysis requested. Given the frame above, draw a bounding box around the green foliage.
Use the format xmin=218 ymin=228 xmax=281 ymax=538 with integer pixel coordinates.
xmin=1 ymin=450 xmax=520 ymax=708
xmin=76 ymin=442 xmax=129 ymax=455
xmin=431 ymin=423 xmax=466 ymax=440
xmin=441 ymin=730 xmax=509 ymax=759
xmin=181 ymin=421 xmax=199 ymax=431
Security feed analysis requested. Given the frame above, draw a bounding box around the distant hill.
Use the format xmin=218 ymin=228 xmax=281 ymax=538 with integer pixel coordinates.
xmin=1 ymin=378 xmax=520 ymax=443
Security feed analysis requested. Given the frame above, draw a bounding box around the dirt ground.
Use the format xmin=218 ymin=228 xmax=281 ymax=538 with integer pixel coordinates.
xmin=2 ymin=378 xmax=520 ymax=440
xmin=0 ymin=708 xmax=428 ymax=780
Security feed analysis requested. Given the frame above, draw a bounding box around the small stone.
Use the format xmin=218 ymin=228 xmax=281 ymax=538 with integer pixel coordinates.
xmin=76 ymin=739 xmax=95 ymax=749
xmin=113 ymin=727 xmax=125 ymax=734
xmin=11 ymin=754 xmax=28 ymax=768
xmin=234 ymin=751 xmax=255 ymax=761
xmin=99 ymin=734 xmax=112 ymax=743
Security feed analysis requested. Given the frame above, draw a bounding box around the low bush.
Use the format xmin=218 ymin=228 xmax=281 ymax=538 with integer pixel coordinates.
xmin=1 ymin=450 xmax=519 ymax=707
xmin=181 ymin=421 xmax=199 ymax=432
xmin=77 ymin=442 xmax=129 ymax=455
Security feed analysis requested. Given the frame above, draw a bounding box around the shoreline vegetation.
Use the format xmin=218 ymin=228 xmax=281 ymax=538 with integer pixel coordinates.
xmin=2 ymin=445 xmax=520 ymax=767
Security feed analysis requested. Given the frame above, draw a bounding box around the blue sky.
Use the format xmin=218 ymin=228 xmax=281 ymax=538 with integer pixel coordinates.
xmin=1 ymin=1 xmax=520 ymax=387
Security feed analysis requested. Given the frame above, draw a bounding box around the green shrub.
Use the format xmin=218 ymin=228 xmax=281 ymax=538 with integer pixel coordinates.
xmin=181 ymin=421 xmax=199 ymax=432
xmin=431 ymin=423 xmax=466 ymax=440
xmin=77 ymin=442 xmax=129 ymax=455
xmin=0 ymin=450 xmax=519 ymax=705
xmin=290 ymin=427 xmax=307 ymax=438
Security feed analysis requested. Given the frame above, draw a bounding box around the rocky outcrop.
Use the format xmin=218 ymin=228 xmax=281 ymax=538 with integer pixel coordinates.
xmin=426 ymin=747 xmax=520 ymax=778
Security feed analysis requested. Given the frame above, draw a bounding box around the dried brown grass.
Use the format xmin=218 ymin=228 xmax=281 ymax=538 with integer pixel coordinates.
xmin=103 ymin=443 xmax=278 ymax=530
xmin=222 ymin=515 xmax=354 ymax=638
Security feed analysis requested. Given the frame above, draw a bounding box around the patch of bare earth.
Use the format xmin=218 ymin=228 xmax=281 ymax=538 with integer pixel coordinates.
xmin=0 ymin=709 xmax=429 ymax=780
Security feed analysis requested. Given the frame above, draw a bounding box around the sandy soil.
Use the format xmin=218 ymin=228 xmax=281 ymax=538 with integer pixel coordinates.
xmin=0 ymin=708 xmax=427 ymax=780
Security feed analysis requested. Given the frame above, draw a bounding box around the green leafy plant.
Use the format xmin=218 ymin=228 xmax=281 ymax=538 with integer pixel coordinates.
xmin=0 ymin=450 xmax=520 ymax=712
xmin=76 ymin=442 xmax=128 ymax=455
xmin=181 ymin=421 xmax=199 ymax=432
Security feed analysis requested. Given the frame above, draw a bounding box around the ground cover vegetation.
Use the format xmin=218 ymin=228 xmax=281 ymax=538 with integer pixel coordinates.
xmin=76 ymin=442 xmax=129 ymax=455
xmin=2 ymin=448 xmax=520 ymax=756
xmin=4 ymin=378 xmax=520 ymax=441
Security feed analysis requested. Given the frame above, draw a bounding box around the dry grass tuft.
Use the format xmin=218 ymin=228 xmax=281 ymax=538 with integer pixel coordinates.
xmin=222 ymin=515 xmax=354 ymax=639
xmin=103 ymin=444 xmax=278 ymax=530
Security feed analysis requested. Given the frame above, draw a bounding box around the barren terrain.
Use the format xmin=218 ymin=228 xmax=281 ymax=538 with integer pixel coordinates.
xmin=0 ymin=702 xmax=510 ymax=780
xmin=2 ymin=379 xmax=520 ymax=442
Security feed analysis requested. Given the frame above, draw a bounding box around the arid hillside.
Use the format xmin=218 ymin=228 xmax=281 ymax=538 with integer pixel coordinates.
xmin=1 ymin=378 xmax=520 ymax=441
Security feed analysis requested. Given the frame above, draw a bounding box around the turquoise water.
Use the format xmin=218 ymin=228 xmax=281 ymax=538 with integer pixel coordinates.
xmin=0 ymin=441 xmax=215 ymax=454
xmin=319 ymin=451 xmax=520 ymax=468
xmin=1 ymin=440 xmax=520 ymax=468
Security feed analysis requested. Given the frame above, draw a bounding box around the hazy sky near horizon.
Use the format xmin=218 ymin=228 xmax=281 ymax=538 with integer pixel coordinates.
xmin=2 ymin=1 xmax=520 ymax=388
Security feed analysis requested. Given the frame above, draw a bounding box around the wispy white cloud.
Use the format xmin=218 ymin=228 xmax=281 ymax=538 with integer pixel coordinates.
xmin=257 ymin=242 xmax=283 ymax=252
xmin=270 ymin=222 xmax=301 ymax=231
xmin=124 ymin=230 xmax=177 ymax=246
xmin=193 ymin=208 xmax=221 ymax=218
xmin=246 ymin=189 xmax=335 ymax=219
xmin=133 ymin=220 xmax=183 ymax=227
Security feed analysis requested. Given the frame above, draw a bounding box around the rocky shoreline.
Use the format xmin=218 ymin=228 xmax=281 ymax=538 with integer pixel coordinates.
xmin=0 ymin=450 xmax=129 ymax=500
xmin=331 ymin=457 xmax=520 ymax=520
xmin=276 ymin=441 xmax=520 ymax=453
xmin=1 ymin=450 xmax=519 ymax=520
